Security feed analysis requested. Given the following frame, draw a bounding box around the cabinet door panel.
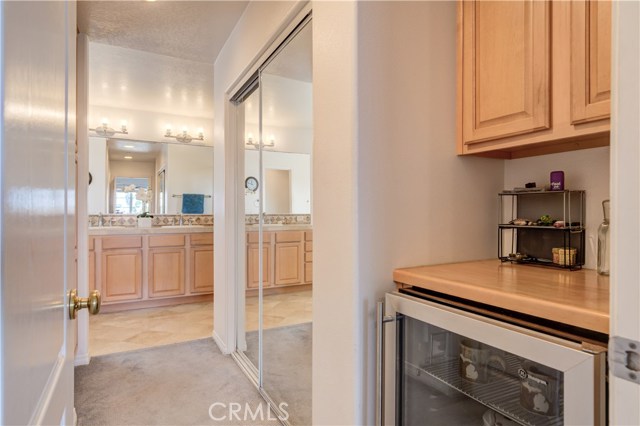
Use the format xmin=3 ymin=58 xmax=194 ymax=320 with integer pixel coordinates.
xmin=101 ymin=249 xmax=142 ymax=302
xmin=275 ymin=242 xmax=303 ymax=286
xmin=191 ymin=247 xmax=213 ymax=294
xmin=571 ymin=0 xmax=611 ymax=123
xmin=148 ymin=248 xmax=185 ymax=298
xmin=461 ymin=0 xmax=550 ymax=144
xmin=247 ymin=243 xmax=272 ymax=289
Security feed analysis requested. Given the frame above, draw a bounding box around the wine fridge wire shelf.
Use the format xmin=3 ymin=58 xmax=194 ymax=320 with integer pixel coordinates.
xmin=406 ymin=355 xmax=564 ymax=426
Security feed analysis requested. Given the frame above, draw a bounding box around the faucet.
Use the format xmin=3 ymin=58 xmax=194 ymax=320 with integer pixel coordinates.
xmin=98 ymin=212 xmax=103 ymax=227
xmin=179 ymin=214 xmax=184 ymax=226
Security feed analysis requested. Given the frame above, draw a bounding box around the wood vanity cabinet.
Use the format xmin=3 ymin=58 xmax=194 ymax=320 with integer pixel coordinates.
xmin=457 ymin=0 xmax=611 ymax=158
xmin=247 ymin=232 xmax=273 ymax=289
xmin=148 ymin=235 xmax=185 ymax=298
xmin=246 ymin=230 xmax=312 ymax=290
xmin=189 ymin=233 xmax=214 ymax=294
xmin=100 ymin=236 xmax=143 ymax=302
xmin=304 ymin=231 xmax=312 ymax=284
xmin=91 ymin=231 xmax=214 ymax=311
xmin=274 ymin=231 xmax=304 ymax=286
xmin=88 ymin=237 xmax=96 ymax=293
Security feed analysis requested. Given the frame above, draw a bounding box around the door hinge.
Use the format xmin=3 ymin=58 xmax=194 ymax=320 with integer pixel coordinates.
xmin=610 ymin=336 xmax=640 ymax=384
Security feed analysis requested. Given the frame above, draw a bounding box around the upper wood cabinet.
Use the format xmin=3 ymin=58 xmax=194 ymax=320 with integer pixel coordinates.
xmin=458 ymin=0 xmax=611 ymax=158
xmin=571 ymin=0 xmax=612 ymax=124
xmin=460 ymin=0 xmax=551 ymax=144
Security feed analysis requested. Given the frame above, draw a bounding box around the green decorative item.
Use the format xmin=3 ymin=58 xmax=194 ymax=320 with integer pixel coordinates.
xmin=538 ymin=214 xmax=554 ymax=226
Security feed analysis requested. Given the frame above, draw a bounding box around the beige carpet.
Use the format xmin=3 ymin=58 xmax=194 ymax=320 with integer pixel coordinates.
xmin=244 ymin=322 xmax=312 ymax=426
xmin=75 ymin=338 xmax=281 ymax=425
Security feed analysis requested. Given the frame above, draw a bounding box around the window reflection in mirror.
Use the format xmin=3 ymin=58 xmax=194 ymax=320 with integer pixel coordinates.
xmin=113 ymin=177 xmax=149 ymax=214
xmin=88 ymin=137 xmax=213 ymax=215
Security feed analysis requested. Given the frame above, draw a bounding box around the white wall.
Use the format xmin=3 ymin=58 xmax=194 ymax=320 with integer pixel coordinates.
xmin=504 ymin=147 xmax=610 ymax=269
xmin=244 ymin=74 xmax=313 ymax=154
xmin=352 ymin=3 xmax=504 ymax=424
xmin=244 ymin=150 xmax=311 ymax=214
xmin=88 ymin=105 xmax=213 ymax=147
xmin=166 ymin=144 xmax=214 ymax=214
xmin=87 ymin=137 xmax=108 ymax=214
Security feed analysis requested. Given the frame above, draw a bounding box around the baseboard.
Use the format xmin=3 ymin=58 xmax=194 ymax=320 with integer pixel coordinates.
xmin=212 ymin=330 xmax=229 ymax=354
xmin=74 ymin=352 xmax=91 ymax=366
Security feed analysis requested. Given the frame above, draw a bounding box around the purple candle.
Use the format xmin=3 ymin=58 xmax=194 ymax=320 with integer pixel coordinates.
xmin=550 ymin=171 xmax=564 ymax=191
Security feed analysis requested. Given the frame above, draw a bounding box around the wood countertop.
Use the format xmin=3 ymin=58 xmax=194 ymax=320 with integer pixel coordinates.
xmin=393 ymin=259 xmax=609 ymax=334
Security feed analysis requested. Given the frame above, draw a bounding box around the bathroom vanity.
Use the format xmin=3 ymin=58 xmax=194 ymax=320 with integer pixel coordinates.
xmin=88 ymin=226 xmax=214 ymax=312
xmin=88 ymin=223 xmax=313 ymax=312
xmin=245 ymin=225 xmax=313 ymax=292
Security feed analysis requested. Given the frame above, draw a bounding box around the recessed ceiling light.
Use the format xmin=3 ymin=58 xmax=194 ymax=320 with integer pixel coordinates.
xmin=123 ymin=145 xmax=134 ymax=149
xmin=124 ymin=156 xmax=133 ymax=160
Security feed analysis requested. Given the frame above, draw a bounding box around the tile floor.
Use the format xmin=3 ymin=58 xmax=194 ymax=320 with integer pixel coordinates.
xmin=89 ymin=289 xmax=312 ymax=356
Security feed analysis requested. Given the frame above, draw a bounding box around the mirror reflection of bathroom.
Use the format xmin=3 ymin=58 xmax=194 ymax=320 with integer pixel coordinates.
xmin=235 ymin=16 xmax=312 ymax=425
xmin=83 ymin=3 xmax=217 ymax=359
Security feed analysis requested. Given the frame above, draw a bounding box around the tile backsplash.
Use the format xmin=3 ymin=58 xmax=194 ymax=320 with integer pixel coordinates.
xmin=244 ymin=214 xmax=311 ymax=225
xmin=88 ymin=214 xmax=214 ymax=227
xmin=88 ymin=214 xmax=312 ymax=227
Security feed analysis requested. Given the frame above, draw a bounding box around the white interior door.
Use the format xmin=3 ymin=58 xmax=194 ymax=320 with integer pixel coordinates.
xmin=610 ymin=1 xmax=640 ymax=424
xmin=0 ymin=2 xmax=76 ymax=424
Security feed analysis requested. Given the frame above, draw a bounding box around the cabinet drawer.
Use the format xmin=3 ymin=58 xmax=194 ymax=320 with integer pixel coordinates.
xmin=191 ymin=232 xmax=213 ymax=246
xmin=275 ymin=231 xmax=303 ymax=243
xmin=247 ymin=231 xmax=271 ymax=243
xmin=149 ymin=234 xmax=185 ymax=248
xmin=305 ymin=252 xmax=313 ymax=262
xmin=305 ymin=242 xmax=313 ymax=252
xmin=102 ymin=236 xmax=142 ymax=250
xmin=88 ymin=237 xmax=95 ymax=251
xmin=305 ymin=231 xmax=313 ymax=241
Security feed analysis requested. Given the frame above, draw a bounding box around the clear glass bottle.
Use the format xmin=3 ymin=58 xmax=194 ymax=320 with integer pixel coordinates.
xmin=597 ymin=200 xmax=610 ymax=276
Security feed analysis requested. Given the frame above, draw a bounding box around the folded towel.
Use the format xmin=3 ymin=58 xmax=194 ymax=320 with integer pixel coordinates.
xmin=181 ymin=194 xmax=204 ymax=214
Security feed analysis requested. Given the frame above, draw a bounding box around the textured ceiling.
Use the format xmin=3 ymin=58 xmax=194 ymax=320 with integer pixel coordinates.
xmin=78 ymin=1 xmax=248 ymax=64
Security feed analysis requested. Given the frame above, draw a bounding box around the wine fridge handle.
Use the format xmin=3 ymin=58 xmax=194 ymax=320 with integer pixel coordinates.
xmin=376 ymin=299 xmax=394 ymax=426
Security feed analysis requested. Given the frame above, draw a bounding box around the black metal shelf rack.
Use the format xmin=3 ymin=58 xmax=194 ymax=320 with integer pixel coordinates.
xmin=498 ymin=190 xmax=586 ymax=271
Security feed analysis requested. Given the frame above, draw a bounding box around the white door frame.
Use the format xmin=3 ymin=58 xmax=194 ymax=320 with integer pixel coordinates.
xmin=610 ymin=0 xmax=640 ymax=424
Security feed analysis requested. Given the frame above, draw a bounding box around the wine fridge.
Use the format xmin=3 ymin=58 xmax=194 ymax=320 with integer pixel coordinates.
xmin=377 ymin=291 xmax=606 ymax=425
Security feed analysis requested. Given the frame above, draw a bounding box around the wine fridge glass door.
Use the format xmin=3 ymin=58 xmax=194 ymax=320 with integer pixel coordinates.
xmin=383 ymin=292 xmax=605 ymax=426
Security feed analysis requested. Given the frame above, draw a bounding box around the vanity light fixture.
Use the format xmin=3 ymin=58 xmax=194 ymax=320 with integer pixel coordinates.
xmin=164 ymin=125 xmax=204 ymax=143
xmin=246 ymin=133 xmax=275 ymax=149
xmin=90 ymin=118 xmax=128 ymax=137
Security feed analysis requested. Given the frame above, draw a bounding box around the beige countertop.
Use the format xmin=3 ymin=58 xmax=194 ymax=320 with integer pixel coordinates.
xmin=394 ymin=259 xmax=609 ymax=334
xmin=89 ymin=225 xmax=213 ymax=236
xmin=245 ymin=224 xmax=312 ymax=232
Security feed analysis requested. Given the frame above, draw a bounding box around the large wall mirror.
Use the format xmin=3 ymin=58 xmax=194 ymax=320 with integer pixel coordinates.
xmin=88 ymin=138 xmax=213 ymax=215
xmin=243 ymin=55 xmax=312 ymax=216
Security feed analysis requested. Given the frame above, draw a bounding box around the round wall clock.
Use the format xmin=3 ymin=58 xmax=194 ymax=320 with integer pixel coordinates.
xmin=245 ymin=176 xmax=259 ymax=192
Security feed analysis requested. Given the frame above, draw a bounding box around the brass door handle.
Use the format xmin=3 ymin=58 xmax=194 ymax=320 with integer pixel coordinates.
xmin=68 ymin=289 xmax=101 ymax=320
